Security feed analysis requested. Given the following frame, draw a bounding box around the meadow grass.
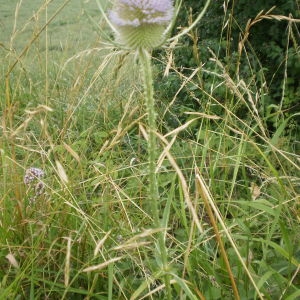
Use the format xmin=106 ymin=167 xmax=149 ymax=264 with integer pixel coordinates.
xmin=1 ymin=0 xmax=299 ymax=299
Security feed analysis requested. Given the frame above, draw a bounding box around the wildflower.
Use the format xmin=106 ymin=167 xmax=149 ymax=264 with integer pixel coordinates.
xmin=109 ymin=0 xmax=174 ymax=49
xmin=24 ymin=167 xmax=45 ymax=184
xmin=24 ymin=167 xmax=45 ymax=203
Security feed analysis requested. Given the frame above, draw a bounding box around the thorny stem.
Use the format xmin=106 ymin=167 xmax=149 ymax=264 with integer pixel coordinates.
xmin=139 ymin=48 xmax=172 ymax=300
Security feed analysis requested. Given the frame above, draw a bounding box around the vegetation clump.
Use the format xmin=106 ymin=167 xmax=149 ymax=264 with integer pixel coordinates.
xmin=0 ymin=0 xmax=299 ymax=299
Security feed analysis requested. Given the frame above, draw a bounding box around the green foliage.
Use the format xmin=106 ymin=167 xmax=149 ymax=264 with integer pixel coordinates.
xmin=155 ymin=0 xmax=300 ymax=136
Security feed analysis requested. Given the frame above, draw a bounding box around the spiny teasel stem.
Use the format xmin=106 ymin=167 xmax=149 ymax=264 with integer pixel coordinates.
xmin=139 ymin=47 xmax=172 ymax=300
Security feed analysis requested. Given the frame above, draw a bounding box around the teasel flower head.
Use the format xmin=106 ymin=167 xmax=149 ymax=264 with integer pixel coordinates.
xmin=109 ymin=0 xmax=174 ymax=49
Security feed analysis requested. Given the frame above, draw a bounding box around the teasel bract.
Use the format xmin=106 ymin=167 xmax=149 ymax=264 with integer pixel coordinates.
xmin=109 ymin=0 xmax=174 ymax=49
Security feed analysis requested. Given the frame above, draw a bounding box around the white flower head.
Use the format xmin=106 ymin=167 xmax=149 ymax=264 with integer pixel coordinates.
xmin=109 ymin=0 xmax=174 ymax=49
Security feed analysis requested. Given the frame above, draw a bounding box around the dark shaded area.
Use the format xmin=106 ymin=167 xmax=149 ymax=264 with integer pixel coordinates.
xmin=154 ymin=0 xmax=299 ymax=135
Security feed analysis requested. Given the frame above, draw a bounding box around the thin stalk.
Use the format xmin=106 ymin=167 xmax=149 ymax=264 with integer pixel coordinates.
xmin=139 ymin=48 xmax=171 ymax=300
xmin=195 ymin=172 xmax=240 ymax=300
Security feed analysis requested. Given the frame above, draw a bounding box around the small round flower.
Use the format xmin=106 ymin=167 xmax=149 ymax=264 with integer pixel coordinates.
xmin=24 ymin=167 xmax=46 ymax=204
xmin=109 ymin=0 xmax=174 ymax=49
xmin=24 ymin=167 xmax=45 ymax=184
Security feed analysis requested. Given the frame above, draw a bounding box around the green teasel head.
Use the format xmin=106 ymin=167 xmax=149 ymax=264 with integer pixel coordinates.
xmin=109 ymin=0 xmax=174 ymax=49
